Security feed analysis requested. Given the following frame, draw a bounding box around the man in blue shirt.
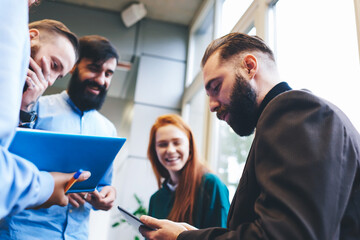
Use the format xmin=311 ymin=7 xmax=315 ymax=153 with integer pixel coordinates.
xmin=0 ymin=35 xmax=119 ymax=240
xmin=0 ymin=0 xmax=89 ymax=219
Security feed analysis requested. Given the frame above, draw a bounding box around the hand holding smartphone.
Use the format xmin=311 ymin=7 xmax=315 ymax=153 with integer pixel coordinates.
xmin=117 ymin=206 xmax=155 ymax=231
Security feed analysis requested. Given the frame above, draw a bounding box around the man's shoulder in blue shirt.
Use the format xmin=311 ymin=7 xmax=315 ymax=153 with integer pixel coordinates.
xmin=0 ymin=0 xmax=54 ymax=219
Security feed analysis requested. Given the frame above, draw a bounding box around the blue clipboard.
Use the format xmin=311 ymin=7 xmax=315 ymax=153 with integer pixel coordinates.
xmin=9 ymin=128 xmax=126 ymax=193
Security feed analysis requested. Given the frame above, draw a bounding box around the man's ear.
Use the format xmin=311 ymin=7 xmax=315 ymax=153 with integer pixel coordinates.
xmin=243 ymin=54 xmax=258 ymax=79
xmin=29 ymin=29 xmax=40 ymax=40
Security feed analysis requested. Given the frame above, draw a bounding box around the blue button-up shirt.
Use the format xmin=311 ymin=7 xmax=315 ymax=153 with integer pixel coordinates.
xmin=0 ymin=0 xmax=54 ymax=219
xmin=0 ymin=91 xmax=117 ymax=239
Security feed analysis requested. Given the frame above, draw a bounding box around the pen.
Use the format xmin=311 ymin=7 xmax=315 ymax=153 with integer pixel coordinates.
xmin=64 ymin=169 xmax=83 ymax=193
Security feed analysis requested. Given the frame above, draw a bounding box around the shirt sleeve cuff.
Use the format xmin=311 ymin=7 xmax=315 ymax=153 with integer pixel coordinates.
xmin=32 ymin=171 xmax=54 ymax=207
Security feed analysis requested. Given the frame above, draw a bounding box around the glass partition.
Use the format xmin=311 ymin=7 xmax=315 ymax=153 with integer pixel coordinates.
xmin=191 ymin=8 xmax=215 ymax=81
xmin=187 ymin=88 xmax=207 ymax=158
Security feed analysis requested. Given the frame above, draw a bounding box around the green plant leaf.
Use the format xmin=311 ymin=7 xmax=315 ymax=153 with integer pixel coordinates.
xmin=112 ymin=222 xmax=120 ymax=228
xmin=113 ymin=194 xmax=147 ymax=229
xmin=133 ymin=206 xmax=147 ymax=216
xmin=134 ymin=193 xmax=143 ymax=205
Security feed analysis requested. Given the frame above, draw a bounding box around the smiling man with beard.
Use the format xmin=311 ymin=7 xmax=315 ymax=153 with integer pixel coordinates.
xmin=67 ymin=66 xmax=108 ymax=112
xmin=139 ymin=33 xmax=360 ymax=240
xmin=1 ymin=35 xmax=119 ymax=240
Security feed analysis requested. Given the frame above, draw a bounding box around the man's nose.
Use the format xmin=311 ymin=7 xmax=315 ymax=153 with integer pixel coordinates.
xmin=209 ymin=98 xmax=220 ymax=112
xmin=94 ymin=72 xmax=106 ymax=86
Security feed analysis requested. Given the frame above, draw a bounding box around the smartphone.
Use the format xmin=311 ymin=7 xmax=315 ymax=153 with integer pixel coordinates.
xmin=23 ymin=65 xmax=34 ymax=92
xmin=117 ymin=206 xmax=155 ymax=231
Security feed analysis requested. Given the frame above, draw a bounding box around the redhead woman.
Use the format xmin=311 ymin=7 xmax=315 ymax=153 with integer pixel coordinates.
xmin=147 ymin=114 xmax=229 ymax=228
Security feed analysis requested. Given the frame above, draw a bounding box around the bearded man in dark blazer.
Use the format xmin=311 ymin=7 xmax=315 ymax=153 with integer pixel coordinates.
xmin=139 ymin=32 xmax=360 ymax=240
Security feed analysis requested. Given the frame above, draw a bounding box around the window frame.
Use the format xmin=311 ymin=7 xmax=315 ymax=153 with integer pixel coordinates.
xmin=354 ymin=0 xmax=360 ymax=61
xmin=183 ymin=0 xmax=276 ymax=166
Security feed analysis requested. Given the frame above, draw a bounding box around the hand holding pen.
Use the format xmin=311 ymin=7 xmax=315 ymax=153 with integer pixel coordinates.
xmin=64 ymin=169 xmax=84 ymax=193
xmin=32 ymin=170 xmax=91 ymax=209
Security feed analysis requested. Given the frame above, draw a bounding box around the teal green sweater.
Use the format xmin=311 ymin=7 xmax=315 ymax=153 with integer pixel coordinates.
xmin=148 ymin=173 xmax=230 ymax=228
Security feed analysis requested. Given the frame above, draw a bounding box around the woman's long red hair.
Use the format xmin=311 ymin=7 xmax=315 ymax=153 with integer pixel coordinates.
xmin=147 ymin=114 xmax=207 ymax=224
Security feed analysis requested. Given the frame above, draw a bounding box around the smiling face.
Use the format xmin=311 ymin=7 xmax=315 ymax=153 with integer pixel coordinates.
xmin=203 ymin=51 xmax=258 ymax=136
xmin=67 ymin=57 xmax=117 ymax=111
xmin=155 ymin=124 xmax=190 ymax=184
xmin=30 ymin=30 xmax=76 ymax=86
xmin=76 ymin=58 xmax=116 ymax=94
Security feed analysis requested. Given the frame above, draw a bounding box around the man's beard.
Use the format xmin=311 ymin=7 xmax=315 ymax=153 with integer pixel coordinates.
xmin=217 ymin=74 xmax=258 ymax=136
xmin=67 ymin=68 xmax=108 ymax=112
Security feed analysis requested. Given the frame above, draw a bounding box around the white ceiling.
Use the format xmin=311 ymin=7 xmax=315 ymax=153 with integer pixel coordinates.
xmin=51 ymin=0 xmax=205 ymax=26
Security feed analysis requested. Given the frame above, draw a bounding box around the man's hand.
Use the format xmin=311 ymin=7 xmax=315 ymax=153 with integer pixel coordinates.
xmin=179 ymin=222 xmax=198 ymax=231
xmin=68 ymin=193 xmax=86 ymax=208
xmin=33 ymin=171 xmax=91 ymax=209
xmin=82 ymin=186 xmax=116 ymax=210
xmin=139 ymin=215 xmax=189 ymax=240
xmin=21 ymin=56 xmax=50 ymax=112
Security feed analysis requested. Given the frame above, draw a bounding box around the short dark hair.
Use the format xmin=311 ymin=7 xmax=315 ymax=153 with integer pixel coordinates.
xmin=28 ymin=19 xmax=79 ymax=59
xmin=201 ymin=32 xmax=275 ymax=68
xmin=77 ymin=35 xmax=119 ymax=65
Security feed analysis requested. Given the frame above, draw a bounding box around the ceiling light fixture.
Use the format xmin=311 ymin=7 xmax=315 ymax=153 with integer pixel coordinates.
xmin=121 ymin=2 xmax=147 ymax=28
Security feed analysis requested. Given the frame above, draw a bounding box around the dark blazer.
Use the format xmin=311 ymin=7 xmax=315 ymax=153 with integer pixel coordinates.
xmin=178 ymin=90 xmax=360 ymax=240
